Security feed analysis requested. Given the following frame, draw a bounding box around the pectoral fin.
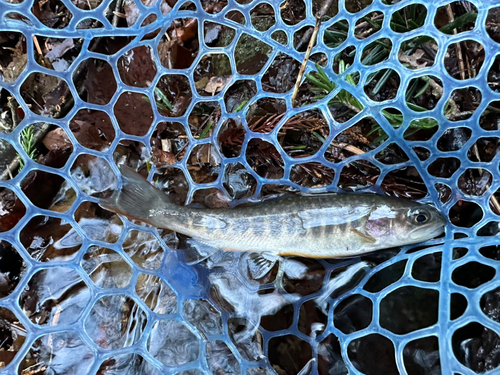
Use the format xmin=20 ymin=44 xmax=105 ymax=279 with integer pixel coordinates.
xmin=350 ymin=228 xmax=377 ymax=244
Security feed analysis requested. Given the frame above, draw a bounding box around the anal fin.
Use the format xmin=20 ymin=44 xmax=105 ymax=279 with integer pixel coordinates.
xmin=244 ymin=252 xmax=279 ymax=279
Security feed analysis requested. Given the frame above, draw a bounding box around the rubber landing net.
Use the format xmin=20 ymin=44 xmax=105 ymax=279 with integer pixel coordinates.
xmin=0 ymin=0 xmax=499 ymax=374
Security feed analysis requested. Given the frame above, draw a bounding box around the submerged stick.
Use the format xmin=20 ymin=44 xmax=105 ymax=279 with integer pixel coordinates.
xmin=291 ymin=18 xmax=320 ymax=107
xmin=291 ymin=0 xmax=337 ymax=107
xmin=446 ymin=4 xmax=466 ymax=80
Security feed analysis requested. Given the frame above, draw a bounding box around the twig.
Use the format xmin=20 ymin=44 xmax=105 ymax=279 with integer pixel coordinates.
xmin=291 ymin=18 xmax=320 ymax=107
xmin=471 ymin=143 xmax=500 ymax=214
xmin=316 ymin=55 xmax=328 ymax=66
xmin=344 ymin=101 xmax=361 ymax=114
xmin=291 ymin=0 xmax=337 ymax=107
xmin=32 ymin=36 xmax=42 ymax=55
xmin=357 ymin=28 xmax=374 ymax=39
xmin=1 ymin=156 xmax=20 ymax=180
xmin=7 ymin=97 xmax=19 ymax=127
xmin=19 ymin=365 xmax=48 ymax=375
xmin=355 ymin=14 xmax=384 ymax=30
xmin=427 ymin=78 xmax=443 ymax=97
xmin=465 ymin=52 xmax=473 ymax=79
xmin=112 ymin=0 xmax=123 ymax=28
xmin=427 ymin=77 xmax=463 ymax=120
xmin=446 ymin=4 xmax=465 ymax=80
xmin=295 ymin=28 xmax=314 ymax=52
xmin=112 ymin=11 xmax=126 ymax=19
xmin=331 ymin=142 xmax=365 ymax=155
xmin=316 ymin=0 xmax=337 ymax=20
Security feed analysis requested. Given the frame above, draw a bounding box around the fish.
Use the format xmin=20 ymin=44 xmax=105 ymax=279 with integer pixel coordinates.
xmin=99 ymin=165 xmax=446 ymax=260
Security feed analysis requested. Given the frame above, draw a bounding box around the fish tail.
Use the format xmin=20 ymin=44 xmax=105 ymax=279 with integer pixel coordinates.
xmin=99 ymin=165 xmax=176 ymax=227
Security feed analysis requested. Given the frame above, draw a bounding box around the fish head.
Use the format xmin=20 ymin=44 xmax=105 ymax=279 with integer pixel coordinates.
xmin=404 ymin=204 xmax=447 ymax=243
xmin=365 ymin=200 xmax=446 ymax=248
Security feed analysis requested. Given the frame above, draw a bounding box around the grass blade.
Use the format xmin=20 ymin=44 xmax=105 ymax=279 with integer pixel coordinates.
xmin=440 ymin=11 xmax=478 ymax=34
xmin=199 ymin=121 xmax=214 ymax=139
xmin=413 ymin=77 xmax=430 ymax=98
xmin=154 ymin=87 xmax=173 ymax=111
xmin=371 ymin=69 xmax=393 ymax=95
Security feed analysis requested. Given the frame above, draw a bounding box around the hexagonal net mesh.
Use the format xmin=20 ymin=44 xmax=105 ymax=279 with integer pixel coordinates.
xmin=0 ymin=0 xmax=500 ymax=374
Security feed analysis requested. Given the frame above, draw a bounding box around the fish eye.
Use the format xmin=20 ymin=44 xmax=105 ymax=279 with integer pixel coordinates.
xmin=408 ymin=208 xmax=430 ymax=224
xmin=409 ymin=209 xmax=430 ymax=224
xmin=415 ymin=213 xmax=428 ymax=223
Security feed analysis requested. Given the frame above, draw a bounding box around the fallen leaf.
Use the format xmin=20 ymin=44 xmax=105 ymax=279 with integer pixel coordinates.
xmin=81 ymin=59 xmax=117 ymax=105
xmin=124 ymin=0 xmax=140 ymax=26
xmin=158 ymin=40 xmax=196 ymax=70
xmin=1 ymin=35 xmax=27 ymax=83
xmin=114 ymin=92 xmax=154 ymax=137
xmin=205 ymin=23 xmax=222 ymax=44
xmin=45 ymin=38 xmax=74 ymax=62
xmin=157 ymin=40 xmax=177 ymax=70
xmin=43 ymin=127 xmax=72 ymax=151
xmin=175 ymin=18 xmax=198 ymax=42
xmin=204 ymin=76 xmax=231 ymax=95
xmin=398 ymin=49 xmax=427 ymax=70
xmin=195 ymin=76 xmax=210 ymax=90
xmin=117 ymin=45 xmax=157 ymax=88
xmin=152 ymin=148 xmax=176 ymax=166
xmin=69 ymin=110 xmax=115 ymax=151
xmin=2 ymin=54 xmax=27 ymax=83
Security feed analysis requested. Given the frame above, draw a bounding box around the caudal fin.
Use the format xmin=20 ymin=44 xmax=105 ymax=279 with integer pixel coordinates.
xmin=99 ymin=165 xmax=171 ymax=226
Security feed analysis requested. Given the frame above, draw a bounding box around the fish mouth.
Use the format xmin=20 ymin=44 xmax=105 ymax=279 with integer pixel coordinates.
xmin=409 ymin=222 xmax=446 ymax=242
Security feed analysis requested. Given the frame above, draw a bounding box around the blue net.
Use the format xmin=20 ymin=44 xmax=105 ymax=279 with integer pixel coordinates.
xmin=0 ymin=0 xmax=500 ymax=374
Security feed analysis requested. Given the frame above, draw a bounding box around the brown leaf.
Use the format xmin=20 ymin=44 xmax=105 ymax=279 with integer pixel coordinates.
xmin=124 ymin=0 xmax=140 ymax=26
xmin=176 ymin=18 xmax=198 ymax=42
xmin=152 ymin=148 xmax=176 ymax=166
xmin=204 ymin=76 xmax=231 ymax=95
xmin=157 ymin=40 xmax=177 ymax=70
xmin=118 ymin=45 xmax=157 ymax=87
xmin=114 ymin=92 xmax=154 ymax=137
xmin=2 ymin=52 xmax=27 ymax=83
xmin=43 ymin=127 xmax=72 ymax=151
xmin=81 ymin=60 xmax=117 ymax=105
xmin=158 ymin=39 xmax=196 ymax=70
xmin=69 ymin=110 xmax=115 ymax=151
